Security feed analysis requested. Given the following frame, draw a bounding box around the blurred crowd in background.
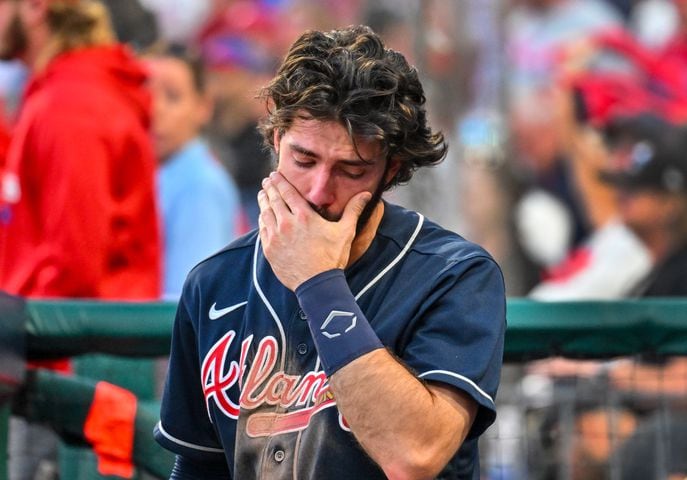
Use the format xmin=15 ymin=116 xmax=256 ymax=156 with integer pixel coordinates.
xmin=1 ymin=2 xmax=687 ymax=479
xmin=1 ymin=0 xmax=687 ymax=300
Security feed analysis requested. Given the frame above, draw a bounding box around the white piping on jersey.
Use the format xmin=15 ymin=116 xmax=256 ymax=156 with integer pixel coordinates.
xmin=354 ymin=213 xmax=424 ymax=300
xmin=418 ymin=370 xmax=494 ymax=406
xmin=253 ymin=238 xmax=287 ymax=371
xmin=155 ymin=421 xmax=225 ymax=453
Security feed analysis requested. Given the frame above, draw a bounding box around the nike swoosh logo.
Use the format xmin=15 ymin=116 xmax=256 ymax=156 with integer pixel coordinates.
xmin=209 ymin=301 xmax=248 ymax=320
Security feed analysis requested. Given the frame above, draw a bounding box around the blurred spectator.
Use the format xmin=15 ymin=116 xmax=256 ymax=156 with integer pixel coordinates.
xmin=581 ymin=121 xmax=687 ymax=479
xmin=528 ymin=114 xmax=665 ymax=299
xmin=521 ymin=2 xmax=687 ymax=292
xmin=516 ymin=11 xmax=687 ymax=467
xmin=600 ymin=117 xmax=687 ymax=295
xmin=613 ymin=411 xmax=687 ymax=480
xmin=510 ymin=0 xmax=687 ymax=290
xmin=146 ymin=45 xmax=241 ymax=298
xmin=503 ymin=0 xmax=625 ymax=288
xmin=505 ymin=0 xmax=623 ymax=98
xmin=526 ymin=115 xmax=687 ymax=479
xmin=509 ymin=91 xmax=594 ymax=286
xmin=195 ymin=1 xmax=286 ymax=229
xmin=0 ymin=0 xmax=160 ymax=299
xmin=528 ymin=215 xmax=652 ymax=299
xmin=205 ymin=65 xmax=272 ymax=229
xmin=525 ymin=112 xmax=681 ymax=315
xmin=100 ymin=0 xmax=158 ymax=50
xmin=0 ymin=1 xmax=160 ymax=478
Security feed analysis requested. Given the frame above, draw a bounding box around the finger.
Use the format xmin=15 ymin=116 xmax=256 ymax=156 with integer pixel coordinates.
xmin=257 ymin=189 xmax=277 ymax=231
xmin=341 ymin=191 xmax=372 ymax=227
xmin=262 ymin=175 xmax=292 ymax=219
xmin=269 ymin=171 xmax=311 ymax=212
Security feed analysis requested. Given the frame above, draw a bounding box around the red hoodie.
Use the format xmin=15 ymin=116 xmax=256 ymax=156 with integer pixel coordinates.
xmin=0 ymin=44 xmax=161 ymax=300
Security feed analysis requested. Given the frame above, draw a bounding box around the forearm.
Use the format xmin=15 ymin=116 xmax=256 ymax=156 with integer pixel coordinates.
xmin=295 ymin=270 xmax=475 ymax=479
xmin=330 ymin=350 xmax=474 ymax=480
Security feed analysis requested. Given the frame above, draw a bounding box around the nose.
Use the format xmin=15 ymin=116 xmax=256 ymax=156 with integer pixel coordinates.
xmin=306 ymin=168 xmax=335 ymax=208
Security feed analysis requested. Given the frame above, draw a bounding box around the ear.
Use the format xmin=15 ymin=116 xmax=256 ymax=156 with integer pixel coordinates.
xmin=273 ymin=129 xmax=281 ymax=155
xmin=384 ymin=158 xmax=402 ymax=186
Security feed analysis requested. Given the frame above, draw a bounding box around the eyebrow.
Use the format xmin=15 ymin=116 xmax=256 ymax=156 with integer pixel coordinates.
xmin=289 ymin=142 xmax=376 ymax=166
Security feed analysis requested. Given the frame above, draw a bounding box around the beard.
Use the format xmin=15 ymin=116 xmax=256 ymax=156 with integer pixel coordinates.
xmin=310 ymin=175 xmax=387 ymax=235
xmin=0 ymin=11 xmax=27 ymax=61
xmin=354 ymin=178 xmax=385 ymax=235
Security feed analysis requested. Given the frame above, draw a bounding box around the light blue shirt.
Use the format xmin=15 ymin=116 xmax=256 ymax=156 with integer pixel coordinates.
xmin=157 ymin=138 xmax=240 ymax=298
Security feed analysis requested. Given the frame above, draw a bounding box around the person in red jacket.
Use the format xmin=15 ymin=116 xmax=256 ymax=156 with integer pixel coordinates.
xmin=0 ymin=0 xmax=161 ymax=300
xmin=0 ymin=1 xmax=161 ymax=478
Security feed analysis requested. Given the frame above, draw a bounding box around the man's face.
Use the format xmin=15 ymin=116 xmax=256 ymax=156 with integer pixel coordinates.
xmin=274 ymin=116 xmax=397 ymax=230
xmin=0 ymin=0 xmax=26 ymax=61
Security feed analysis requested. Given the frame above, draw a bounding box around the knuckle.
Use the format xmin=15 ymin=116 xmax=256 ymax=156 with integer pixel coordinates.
xmin=294 ymin=209 xmax=308 ymax=222
xmin=279 ymin=219 xmax=292 ymax=235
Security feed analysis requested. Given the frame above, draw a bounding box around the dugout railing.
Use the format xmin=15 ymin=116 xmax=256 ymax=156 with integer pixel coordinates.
xmin=1 ymin=297 xmax=686 ymax=479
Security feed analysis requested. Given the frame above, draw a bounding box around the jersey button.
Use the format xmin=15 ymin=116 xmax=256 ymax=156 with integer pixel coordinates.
xmin=297 ymin=343 xmax=308 ymax=355
xmin=298 ymin=310 xmax=307 ymax=320
xmin=274 ymin=450 xmax=285 ymax=463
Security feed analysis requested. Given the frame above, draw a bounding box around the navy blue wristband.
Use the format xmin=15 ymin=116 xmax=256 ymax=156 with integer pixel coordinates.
xmin=295 ymin=269 xmax=383 ymax=376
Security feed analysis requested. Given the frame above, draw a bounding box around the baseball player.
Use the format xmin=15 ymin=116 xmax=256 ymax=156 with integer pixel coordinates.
xmin=154 ymin=25 xmax=506 ymax=480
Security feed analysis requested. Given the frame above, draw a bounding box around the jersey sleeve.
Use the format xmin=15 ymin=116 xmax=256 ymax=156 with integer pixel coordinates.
xmin=155 ymin=288 xmax=227 ymax=461
xmin=402 ymin=255 xmax=506 ymax=439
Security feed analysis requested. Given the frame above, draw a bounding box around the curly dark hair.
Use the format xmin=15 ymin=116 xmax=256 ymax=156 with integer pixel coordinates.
xmin=258 ymin=25 xmax=447 ymax=189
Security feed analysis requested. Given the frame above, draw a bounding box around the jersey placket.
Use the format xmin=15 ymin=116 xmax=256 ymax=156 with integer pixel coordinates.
xmin=287 ymin=306 xmax=319 ymax=479
xmin=255 ymin=306 xmax=318 ymax=479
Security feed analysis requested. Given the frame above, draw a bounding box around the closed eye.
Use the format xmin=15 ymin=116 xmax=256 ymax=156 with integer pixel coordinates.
xmin=339 ymin=168 xmax=366 ymax=179
xmin=293 ymin=156 xmax=315 ymax=169
xmin=288 ymin=142 xmax=371 ymax=179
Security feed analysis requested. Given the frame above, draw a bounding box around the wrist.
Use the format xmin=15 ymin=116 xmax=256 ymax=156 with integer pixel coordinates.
xmin=296 ymin=269 xmax=383 ymax=376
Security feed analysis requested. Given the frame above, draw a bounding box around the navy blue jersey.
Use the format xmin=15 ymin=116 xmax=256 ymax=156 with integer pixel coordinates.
xmin=155 ymin=202 xmax=506 ymax=479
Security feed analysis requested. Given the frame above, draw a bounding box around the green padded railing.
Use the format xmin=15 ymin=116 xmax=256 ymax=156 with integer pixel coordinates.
xmin=26 ymin=300 xmax=178 ymax=359
xmin=23 ymin=298 xmax=687 ymax=360
xmin=505 ymin=298 xmax=687 ymax=359
xmin=2 ymin=297 xmax=686 ymax=480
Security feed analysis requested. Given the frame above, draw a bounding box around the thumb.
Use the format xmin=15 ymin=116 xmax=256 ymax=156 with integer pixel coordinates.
xmin=341 ymin=191 xmax=372 ymax=225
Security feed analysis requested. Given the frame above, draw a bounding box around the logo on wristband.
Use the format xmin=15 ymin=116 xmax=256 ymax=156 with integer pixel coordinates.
xmin=320 ymin=310 xmax=357 ymax=339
